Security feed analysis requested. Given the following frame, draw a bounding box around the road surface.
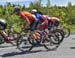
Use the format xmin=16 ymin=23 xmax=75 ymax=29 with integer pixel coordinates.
xmin=0 ymin=34 xmax=75 ymax=58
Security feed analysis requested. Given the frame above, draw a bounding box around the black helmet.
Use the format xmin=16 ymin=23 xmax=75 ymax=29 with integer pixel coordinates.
xmin=13 ymin=6 xmax=20 ymax=13
xmin=0 ymin=19 xmax=7 ymax=30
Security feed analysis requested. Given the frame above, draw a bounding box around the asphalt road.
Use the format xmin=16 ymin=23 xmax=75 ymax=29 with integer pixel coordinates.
xmin=0 ymin=34 xmax=75 ymax=58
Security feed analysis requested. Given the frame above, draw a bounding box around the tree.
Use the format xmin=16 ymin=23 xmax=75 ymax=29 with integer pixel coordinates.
xmin=47 ymin=0 xmax=51 ymax=15
xmin=22 ymin=5 xmax=26 ymax=10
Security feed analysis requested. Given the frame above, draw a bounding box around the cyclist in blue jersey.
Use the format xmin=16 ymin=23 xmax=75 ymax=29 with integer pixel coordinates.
xmin=31 ymin=9 xmax=47 ymax=43
xmin=31 ymin=9 xmax=46 ymax=30
xmin=32 ymin=9 xmax=43 ymax=21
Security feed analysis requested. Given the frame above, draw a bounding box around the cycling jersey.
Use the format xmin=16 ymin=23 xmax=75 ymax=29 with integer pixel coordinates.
xmin=39 ymin=16 xmax=60 ymax=30
xmin=39 ymin=19 xmax=48 ymax=30
xmin=19 ymin=11 xmax=35 ymax=24
xmin=50 ymin=17 xmax=60 ymax=23
xmin=34 ymin=13 xmax=43 ymax=21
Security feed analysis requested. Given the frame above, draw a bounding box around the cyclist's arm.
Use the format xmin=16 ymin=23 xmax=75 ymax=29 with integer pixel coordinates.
xmin=21 ymin=20 xmax=29 ymax=31
xmin=41 ymin=22 xmax=46 ymax=25
xmin=40 ymin=19 xmax=47 ymax=26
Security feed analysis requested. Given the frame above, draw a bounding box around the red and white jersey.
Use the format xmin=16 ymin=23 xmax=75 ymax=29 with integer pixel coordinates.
xmin=42 ymin=15 xmax=60 ymax=22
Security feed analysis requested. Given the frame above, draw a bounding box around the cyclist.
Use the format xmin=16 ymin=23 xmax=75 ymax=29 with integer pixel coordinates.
xmin=0 ymin=19 xmax=9 ymax=42
xmin=13 ymin=7 xmax=41 ymax=40
xmin=47 ymin=17 xmax=60 ymax=30
xmin=14 ymin=6 xmax=36 ymax=30
xmin=39 ymin=15 xmax=60 ymax=31
xmin=31 ymin=9 xmax=48 ymax=30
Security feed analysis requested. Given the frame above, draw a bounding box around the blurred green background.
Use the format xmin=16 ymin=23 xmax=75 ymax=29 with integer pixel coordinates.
xmin=0 ymin=0 xmax=75 ymax=33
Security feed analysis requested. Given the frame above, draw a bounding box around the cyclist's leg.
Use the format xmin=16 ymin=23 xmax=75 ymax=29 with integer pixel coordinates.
xmin=0 ymin=31 xmax=11 ymax=43
xmin=30 ymin=20 xmax=40 ymax=40
xmin=48 ymin=20 xmax=53 ymax=30
xmin=30 ymin=20 xmax=39 ymax=30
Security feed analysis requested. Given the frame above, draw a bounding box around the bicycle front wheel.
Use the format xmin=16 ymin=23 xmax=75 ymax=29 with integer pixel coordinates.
xmin=43 ymin=34 xmax=59 ymax=50
xmin=16 ymin=33 xmax=33 ymax=52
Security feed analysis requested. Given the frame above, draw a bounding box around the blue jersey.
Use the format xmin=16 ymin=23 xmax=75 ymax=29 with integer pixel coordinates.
xmin=35 ymin=13 xmax=43 ymax=21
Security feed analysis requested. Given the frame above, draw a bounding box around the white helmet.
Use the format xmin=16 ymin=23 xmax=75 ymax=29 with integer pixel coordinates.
xmin=31 ymin=9 xmax=37 ymax=13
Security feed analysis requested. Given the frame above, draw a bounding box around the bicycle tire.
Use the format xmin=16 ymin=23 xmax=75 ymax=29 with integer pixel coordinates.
xmin=43 ymin=33 xmax=59 ymax=50
xmin=16 ymin=33 xmax=33 ymax=52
